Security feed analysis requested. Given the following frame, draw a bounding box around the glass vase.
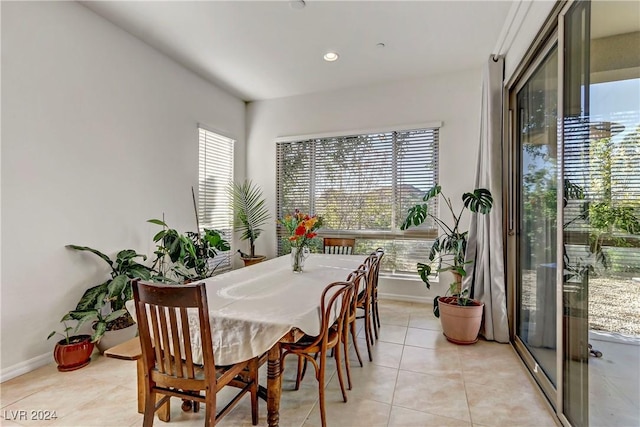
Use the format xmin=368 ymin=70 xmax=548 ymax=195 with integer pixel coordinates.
xmin=291 ymin=246 xmax=310 ymax=272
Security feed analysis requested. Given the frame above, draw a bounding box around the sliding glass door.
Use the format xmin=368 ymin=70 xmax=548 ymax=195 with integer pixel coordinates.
xmin=513 ymin=42 xmax=559 ymax=398
xmin=509 ymin=1 xmax=640 ymax=426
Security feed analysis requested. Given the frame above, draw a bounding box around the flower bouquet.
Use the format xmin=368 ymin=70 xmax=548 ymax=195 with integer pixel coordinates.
xmin=279 ymin=210 xmax=323 ymax=272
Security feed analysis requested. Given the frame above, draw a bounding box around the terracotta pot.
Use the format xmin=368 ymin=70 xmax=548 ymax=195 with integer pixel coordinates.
xmin=438 ymin=296 xmax=484 ymax=344
xmin=53 ymin=335 xmax=94 ymax=372
xmin=242 ymin=255 xmax=266 ymax=267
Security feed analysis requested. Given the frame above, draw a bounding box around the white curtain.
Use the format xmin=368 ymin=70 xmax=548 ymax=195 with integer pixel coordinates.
xmin=464 ymin=56 xmax=509 ymax=343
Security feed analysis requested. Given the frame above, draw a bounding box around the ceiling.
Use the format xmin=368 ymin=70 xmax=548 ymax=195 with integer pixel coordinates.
xmin=82 ymin=1 xmax=515 ymax=102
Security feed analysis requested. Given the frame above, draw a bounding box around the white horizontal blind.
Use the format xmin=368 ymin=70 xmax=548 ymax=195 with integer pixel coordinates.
xmin=198 ymin=127 xmax=234 ymax=273
xmin=563 ymin=114 xmax=640 ymax=272
xmin=276 ymin=127 xmax=440 ymax=276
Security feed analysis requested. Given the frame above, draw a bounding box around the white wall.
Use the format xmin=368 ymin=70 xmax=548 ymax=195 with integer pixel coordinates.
xmin=0 ymin=1 xmax=245 ymax=377
xmin=246 ymin=68 xmax=483 ymax=301
xmin=504 ymin=0 xmax=557 ymax=83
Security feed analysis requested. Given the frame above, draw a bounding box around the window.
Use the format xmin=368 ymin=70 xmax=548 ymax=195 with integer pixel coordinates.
xmin=198 ymin=126 xmax=234 ymax=273
xmin=276 ymin=126 xmax=440 ymax=276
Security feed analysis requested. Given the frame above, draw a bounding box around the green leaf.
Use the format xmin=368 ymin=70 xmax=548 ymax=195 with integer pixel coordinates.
xmin=422 ymin=184 xmax=441 ymax=202
xmin=107 ymin=275 xmax=128 ymax=299
xmin=433 ymin=296 xmax=440 ymax=318
xmin=74 ymin=282 xmax=109 ymax=311
xmin=66 ymin=245 xmax=114 ymax=268
xmin=104 ymin=309 xmax=127 ymax=324
xmin=417 ymin=263 xmax=432 ymax=289
xmin=462 ymin=188 xmax=493 ymax=214
xmin=147 ymin=219 xmax=168 ymax=227
xmin=91 ymin=321 xmax=107 ymax=343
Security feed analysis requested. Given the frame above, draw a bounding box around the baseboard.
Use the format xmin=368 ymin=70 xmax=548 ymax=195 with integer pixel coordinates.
xmin=378 ymin=292 xmax=433 ymax=305
xmin=1 ymin=352 xmax=52 ymax=383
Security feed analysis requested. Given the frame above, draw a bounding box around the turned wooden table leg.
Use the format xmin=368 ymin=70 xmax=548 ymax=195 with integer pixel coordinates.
xmin=267 ymin=343 xmax=282 ymax=427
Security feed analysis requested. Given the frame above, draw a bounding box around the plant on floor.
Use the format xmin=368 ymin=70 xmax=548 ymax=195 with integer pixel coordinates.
xmin=148 ymin=218 xmax=230 ymax=282
xmin=228 ymin=179 xmax=271 ymax=264
xmin=65 ymin=246 xmax=154 ymax=342
xmin=401 ymin=184 xmax=493 ymax=316
xmin=47 ymin=320 xmax=94 ymax=372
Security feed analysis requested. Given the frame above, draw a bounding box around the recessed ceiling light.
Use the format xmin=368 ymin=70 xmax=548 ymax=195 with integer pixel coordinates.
xmin=289 ymin=0 xmax=306 ymax=10
xmin=323 ymin=52 xmax=339 ymax=62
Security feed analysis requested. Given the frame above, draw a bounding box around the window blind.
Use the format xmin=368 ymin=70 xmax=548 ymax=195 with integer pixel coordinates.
xmin=276 ymin=127 xmax=440 ymax=276
xmin=198 ymin=127 xmax=234 ymax=273
xmin=563 ymin=112 xmax=640 ymax=272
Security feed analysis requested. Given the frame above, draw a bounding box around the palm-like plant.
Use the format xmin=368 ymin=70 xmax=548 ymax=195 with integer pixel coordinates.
xmin=229 ymin=180 xmax=271 ymax=258
xmin=401 ymin=185 xmax=493 ymax=304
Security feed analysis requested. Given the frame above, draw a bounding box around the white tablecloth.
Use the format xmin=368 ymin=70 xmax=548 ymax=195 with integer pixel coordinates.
xmin=127 ymin=254 xmax=366 ymax=365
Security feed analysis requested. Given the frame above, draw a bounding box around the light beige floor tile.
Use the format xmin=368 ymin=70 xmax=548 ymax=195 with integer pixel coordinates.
xmin=404 ymin=327 xmax=450 ymax=349
xmin=303 ymin=397 xmax=391 ymax=427
xmin=360 ymin=324 xmax=406 ymax=345
xmin=388 ymin=406 xmax=471 ymax=426
xmin=400 ymin=345 xmax=461 ymax=376
xmin=1 ymin=379 xmax=124 ymax=426
xmin=465 ymin=380 xmax=556 ymax=426
xmin=408 ymin=312 xmax=441 ymax=331
xmin=356 ymin=338 xmax=404 ymax=369
xmin=0 ymin=417 xmax=24 ymax=426
xmin=392 ymin=370 xmax=470 ymax=422
xmin=377 ymin=308 xmax=410 ymax=327
xmin=1 ymin=364 xmax=63 ymax=408
xmin=49 ymin=385 xmax=140 ymax=426
xmin=328 ymin=363 xmax=398 ymax=404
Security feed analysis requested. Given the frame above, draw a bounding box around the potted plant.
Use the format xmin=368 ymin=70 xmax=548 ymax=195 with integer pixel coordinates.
xmin=47 ymin=321 xmax=95 ymax=372
xmin=229 ymin=180 xmax=271 ymax=266
xmin=65 ymin=246 xmax=154 ymax=353
xmin=148 ymin=218 xmax=230 ymax=282
xmin=401 ymin=184 xmax=493 ymax=344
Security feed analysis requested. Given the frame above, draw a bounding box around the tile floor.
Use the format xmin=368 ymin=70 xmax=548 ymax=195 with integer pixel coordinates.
xmin=0 ymin=300 xmax=557 ymax=427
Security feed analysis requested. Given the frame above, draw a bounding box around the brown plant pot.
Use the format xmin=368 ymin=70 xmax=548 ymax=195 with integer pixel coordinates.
xmin=53 ymin=335 xmax=94 ymax=372
xmin=438 ymin=296 xmax=484 ymax=345
xmin=242 ymin=255 xmax=266 ymax=267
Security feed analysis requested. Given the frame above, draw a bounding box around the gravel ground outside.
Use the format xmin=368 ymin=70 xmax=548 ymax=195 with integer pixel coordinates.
xmin=521 ymin=271 xmax=640 ymax=336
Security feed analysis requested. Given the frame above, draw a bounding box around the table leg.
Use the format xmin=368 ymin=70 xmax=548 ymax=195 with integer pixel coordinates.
xmin=267 ymin=343 xmax=282 ymax=427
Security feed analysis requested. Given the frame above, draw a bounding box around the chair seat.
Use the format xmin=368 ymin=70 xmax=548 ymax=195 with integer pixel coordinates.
xmin=283 ymin=327 xmax=340 ymax=354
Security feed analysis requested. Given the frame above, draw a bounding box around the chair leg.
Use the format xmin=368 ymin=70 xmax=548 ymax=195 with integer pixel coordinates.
xmin=364 ymin=306 xmax=373 ymax=361
xmin=295 ymin=356 xmax=306 ymax=390
xmin=250 ymin=358 xmax=259 ymax=425
xmin=342 ymin=326 xmax=353 ymax=390
xmin=205 ymin=386 xmax=216 ymax=427
xmin=334 ymin=342 xmax=348 ymax=402
xmin=372 ymin=299 xmax=380 ymax=340
xmin=350 ymin=321 xmax=363 ymax=368
xmin=318 ymin=354 xmax=327 ymax=427
xmin=143 ymin=390 xmax=156 ymax=427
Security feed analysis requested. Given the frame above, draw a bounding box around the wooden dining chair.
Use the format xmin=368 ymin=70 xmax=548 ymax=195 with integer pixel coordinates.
xmin=370 ymin=248 xmax=385 ymax=340
xmin=280 ymin=280 xmax=355 ymax=427
xmin=323 ymin=237 xmax=356 ymax=255
xmin=342 ymin=267 xmax=368 ymax=390
xmin=355 ymin=254 xmax=378 ymax=361
xmin=132 ymin=280 xmax=259 ymax=427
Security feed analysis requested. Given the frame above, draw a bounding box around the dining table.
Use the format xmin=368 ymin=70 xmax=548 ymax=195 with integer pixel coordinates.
xmin=128 ymin=252 xmax=368 ymax=427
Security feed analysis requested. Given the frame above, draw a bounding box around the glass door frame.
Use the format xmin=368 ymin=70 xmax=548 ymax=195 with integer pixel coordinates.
xmin=507 ymin=30 xmax=560 ymax=409
xmin=505 ymin=1 xmax=586 ymax=426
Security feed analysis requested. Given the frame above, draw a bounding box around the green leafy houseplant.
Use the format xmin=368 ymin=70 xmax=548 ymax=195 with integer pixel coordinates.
xmin=229 ymin=180 xmax=271 ymax=260
xmin=65 ymin=246 xmax=153 ymax=342
xmin=148 ymin=219 xmax=230 ymax=282
xmin=401 ymin=185 xmax=493 ymax=316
